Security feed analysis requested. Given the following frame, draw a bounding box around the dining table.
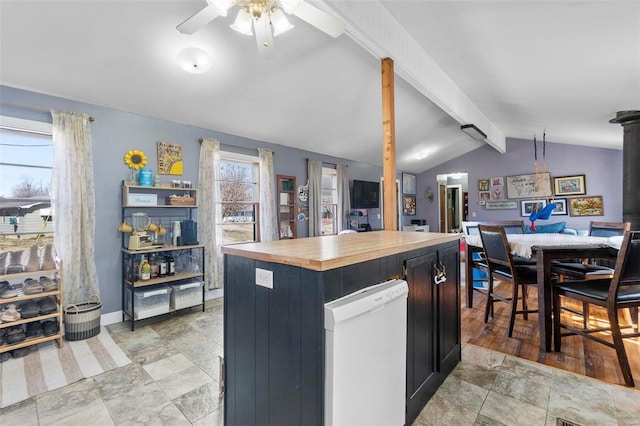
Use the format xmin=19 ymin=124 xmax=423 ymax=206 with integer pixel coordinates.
xmin=464 ymin=233 xmax=622 ymax=351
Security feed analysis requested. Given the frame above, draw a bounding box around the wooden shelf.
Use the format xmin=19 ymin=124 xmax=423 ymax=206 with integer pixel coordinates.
xmin=126 ymin=271 xmax=204 ymax=288
xmin=0 ymin=333 xmax=63 ymax=354
xmin=0 ymin=264 xmax=63 ymax=353
xmin=277 ymin=175 xmax=297 ymax=240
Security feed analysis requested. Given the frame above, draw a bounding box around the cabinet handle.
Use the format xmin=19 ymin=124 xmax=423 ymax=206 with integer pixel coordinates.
xmin=433 ymin=262 xmax=447 ymax=285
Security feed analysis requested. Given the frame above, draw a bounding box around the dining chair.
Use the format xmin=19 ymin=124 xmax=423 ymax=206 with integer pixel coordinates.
xmin=552 ymin=230 xmax=640 ymax=387
xmin=463 ymin=221 xmax=533 ymax=309
xmin=551 ymin=221 xmax=631 ymax=326
xmin=478 ymin=225 xmax=539 ymax=337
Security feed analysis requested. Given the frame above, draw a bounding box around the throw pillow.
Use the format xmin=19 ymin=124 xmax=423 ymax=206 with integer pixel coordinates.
xmin=525 ymin=221 xmax=566 ymax=234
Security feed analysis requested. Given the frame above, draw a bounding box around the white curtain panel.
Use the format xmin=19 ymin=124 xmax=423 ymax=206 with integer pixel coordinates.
xmin=199 ymin=139 xmax=224 ymax=290
xmin=50 ymin=110 xmax=100 ymax=304
xmin=307 ymin=160 xmax=323 ymax=237
xmin=337 ymin=164 xmax=351 ymax=232
xmin=258 ymin=148 xmax=278 ymax=242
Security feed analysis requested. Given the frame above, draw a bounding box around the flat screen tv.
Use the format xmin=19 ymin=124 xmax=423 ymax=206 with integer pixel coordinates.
xmin=352 ymin=180 xmax=380 ymax=209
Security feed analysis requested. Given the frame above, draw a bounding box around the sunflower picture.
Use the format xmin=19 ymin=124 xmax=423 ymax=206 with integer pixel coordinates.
xmin=124 ymin=149 xmax=147 ymax=170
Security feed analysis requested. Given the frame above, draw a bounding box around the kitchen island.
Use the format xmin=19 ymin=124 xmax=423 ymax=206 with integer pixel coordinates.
xmin=222 ymin=230 xmax=461 ymax=426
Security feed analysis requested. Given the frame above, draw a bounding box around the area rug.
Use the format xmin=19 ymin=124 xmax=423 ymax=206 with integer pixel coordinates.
xmin=0 ymin=327 xmax=131 ymax=408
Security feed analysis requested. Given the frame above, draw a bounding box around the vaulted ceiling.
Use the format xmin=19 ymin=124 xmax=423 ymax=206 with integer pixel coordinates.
xmin=1 ymin=1 xmax=637 ymax=173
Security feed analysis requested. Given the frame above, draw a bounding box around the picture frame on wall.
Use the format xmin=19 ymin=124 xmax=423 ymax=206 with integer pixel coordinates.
xmin=520 ymin=200 xmax=547 ymax=217
xmin=403 ymin=195 xmax=416 ymax=215
xmin=553 ymin=175 xmax=586 ymax=196
xmin=569 ymin=195 xmax=604 ymax=217
xmin=479 ymin=191 xmax=491 ymax=202
xmin=550 ymin=198 xmax=568 ymax=215
xmin=402 ymin=173 xmax=416 ymax=195
xmin=478 ymin=179 xmax=489 ymax=191
xmin=490 ymin=176 xmax=504 ymax=187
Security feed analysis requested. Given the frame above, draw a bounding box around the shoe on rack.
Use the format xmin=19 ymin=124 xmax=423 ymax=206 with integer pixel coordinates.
xmin=40 ymin=276 xmax=58 ymax=292
xmin=23 ymin=244 xmax=41 ymax=273
xmin=0 ymin=304 xmax=21 ymax=322
xmin=6 ymin=250 xmax=24 ymax=274
xmin=5 ymin=325 xmax=26 ymax=344
xmin=42 ymin=320 xmax=59 ymax=336
xmin=23 ymin=278 xmax=44 ymax=295
xmin=38 ymin=296 xmax=58 ymax=315
xmin=0 ymin=352 xmax=10 ymax=363
xmin=0 ymin=327 xmax=6 ymax=345
xmin=0 ymin=252 xmax=8 ymax=275
xmin=11 ymin=346 xmax=31 ymax=358
xmin=26 ymin=321 xmax=44 ymax=338
xmin=19 ymin=300 xmax=39 ymax=319
xmin=0 ymin=281 xmax=19 ymax=299
xmin=41 ymin=244 xmax=57 ymax=271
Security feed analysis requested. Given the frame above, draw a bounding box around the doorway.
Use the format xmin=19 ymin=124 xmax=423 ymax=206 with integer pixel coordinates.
xmin=437 ymin=173 xmax=469 ymax=233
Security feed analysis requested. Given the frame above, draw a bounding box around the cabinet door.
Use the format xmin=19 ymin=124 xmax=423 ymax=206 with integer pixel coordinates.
xmin=437 ymin=244 xmax=461 ymax=375
xmin=404 ymin=251 xmax=438 ymax=423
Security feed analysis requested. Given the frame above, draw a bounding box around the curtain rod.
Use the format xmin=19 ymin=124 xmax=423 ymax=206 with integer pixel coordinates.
xmin=198 ymin=138 xmax=273 ymax=155
xmin=305 ymin=158 xmax=347 ymax=167
xmin=0 ymin=102 xmax=95 ymax=122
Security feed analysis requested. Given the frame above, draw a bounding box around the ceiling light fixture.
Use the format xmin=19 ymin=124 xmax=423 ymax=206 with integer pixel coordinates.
xmin=460 ymin=124 xmax=487 ymax=141
xmin=176 ymin=47 xmax=212 ymax=74
xmin=177 ymin=0 xmax=345 ymax=56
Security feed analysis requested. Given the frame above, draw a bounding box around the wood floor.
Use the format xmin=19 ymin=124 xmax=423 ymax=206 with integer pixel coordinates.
xmin=461 ymin=283 xmax=640 ymax=389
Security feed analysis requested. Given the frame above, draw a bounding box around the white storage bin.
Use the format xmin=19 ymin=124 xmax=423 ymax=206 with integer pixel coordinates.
xmin=127 ymin=285 xmax=170 ymax=320
xmin=170 ymin=280 xmax=204 ymax=310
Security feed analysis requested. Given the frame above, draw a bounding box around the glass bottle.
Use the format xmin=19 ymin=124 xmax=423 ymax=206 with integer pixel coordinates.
xmin=140 ymin=255 xmax=151 ymax=281
xmin=167 ymin=254 xmax=175 ymax=276
xmin=150 ymin=254 xmax=159 ymax=279
xmin=159 ymin=256 xmax=167 ymax=277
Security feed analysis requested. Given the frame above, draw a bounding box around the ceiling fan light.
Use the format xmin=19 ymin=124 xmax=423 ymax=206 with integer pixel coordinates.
xmin=230 ymin=9 xmax=254 ymax=35
xmin=271 ymin=9 xmax=294 ymax=36
xmin=176 ymin=47 xmax=212 ymax=74
xmin=276 ymin=0 xmax=303 ymax=14
xmin=206 ymin=0 xmax=233 ymax=17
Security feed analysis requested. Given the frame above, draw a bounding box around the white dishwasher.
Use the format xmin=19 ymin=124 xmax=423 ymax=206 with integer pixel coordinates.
xmin=324 ymin=279 xmax=408 ymax=426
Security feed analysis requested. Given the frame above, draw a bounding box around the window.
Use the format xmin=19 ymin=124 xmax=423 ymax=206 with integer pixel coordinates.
xmin=219 ymin=153 xmax=259 ymax=244
xmin=321 ymin=167 xmax=337 ymax=235
xmin=0 ymin=117 xmax=54 ymax=251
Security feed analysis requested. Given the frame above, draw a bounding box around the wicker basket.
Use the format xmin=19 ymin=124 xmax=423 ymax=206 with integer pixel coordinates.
xmin=63 ymin=295 xmax=102 ymax=341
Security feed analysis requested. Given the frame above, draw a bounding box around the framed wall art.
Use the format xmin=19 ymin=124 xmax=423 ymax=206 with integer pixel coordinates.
xmin=490 ymin=176 xmax=504 ymax=187
xmin=506 ymin=172 xmax=552 ymax=199
xmin=157 ymin=141 xmax=183 ymax=175
xmin=478 ymin=179 xmax=489 ymax=191
xmin=403 ymin=195 xmax=416 ymax=215
xmin=553 ymin=175 xmax=586 ymax=196
xmin=520 ymin=200 xmax=547 ymax=217
xmin=569 ymin=195 xmax=603 ymax=217
xmin=479 ymin=191 xmax=491 ymax=202
xmin=402 ymin=173 xmax=416 ymax=195
xmin=550 ymin=198 xmax=568 ymax=216
xmin=485 ymin=201 xmax=518 ymax=210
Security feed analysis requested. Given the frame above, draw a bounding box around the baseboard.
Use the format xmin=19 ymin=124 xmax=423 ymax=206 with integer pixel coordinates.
xmin=100 ymin=289 xmax=224 ymax=326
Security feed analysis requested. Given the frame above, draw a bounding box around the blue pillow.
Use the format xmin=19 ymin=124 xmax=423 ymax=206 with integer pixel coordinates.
xmin=525 ymin=221 xmax=566 ymax=234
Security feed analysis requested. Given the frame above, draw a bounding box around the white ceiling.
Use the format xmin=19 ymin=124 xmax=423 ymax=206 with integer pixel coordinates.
xmin=1 ymin=1 xmax=638 ymax=174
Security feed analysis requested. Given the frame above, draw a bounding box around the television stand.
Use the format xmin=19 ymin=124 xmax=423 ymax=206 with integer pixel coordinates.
xmin=349 ymin=210 xmax=369 ymax=231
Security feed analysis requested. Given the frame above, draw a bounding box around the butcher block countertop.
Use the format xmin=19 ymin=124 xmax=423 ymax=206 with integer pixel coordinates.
xmin=222 ymin=230 xmax=460 ymax=271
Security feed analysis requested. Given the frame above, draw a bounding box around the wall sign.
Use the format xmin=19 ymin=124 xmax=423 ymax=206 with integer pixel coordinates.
xmin=506 ymin=172 xmax=552 ymax=199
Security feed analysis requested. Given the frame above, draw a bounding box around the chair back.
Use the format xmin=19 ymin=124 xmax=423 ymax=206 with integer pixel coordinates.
xmin=611 ymin=231 xmax=640 ymax=295
xmin=477 ymin=225 xmax=514 ymax=270
xmin=589 ymin=221 xmax=630 ymax=238
xmin=463 ymin=220 xmax=525 ymax=236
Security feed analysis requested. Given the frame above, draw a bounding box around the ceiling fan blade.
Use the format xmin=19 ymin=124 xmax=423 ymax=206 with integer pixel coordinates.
xmin=254 ymin=14 xmax=275 ymax=58
xmin=176 ymin=5 xmax=220 ymax=34
xmin=292 ymin=2 xmax=345 ymax=38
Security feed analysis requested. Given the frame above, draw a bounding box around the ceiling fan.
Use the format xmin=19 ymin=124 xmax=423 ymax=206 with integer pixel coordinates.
xmin=177 ymin=0 xmax=345 ymax=56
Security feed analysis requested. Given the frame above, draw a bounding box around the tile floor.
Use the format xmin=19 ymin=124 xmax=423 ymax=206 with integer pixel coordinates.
xmin=1 ymin=297 xmax=639 ymax=425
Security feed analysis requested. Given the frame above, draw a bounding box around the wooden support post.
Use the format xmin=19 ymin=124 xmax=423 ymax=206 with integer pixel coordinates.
xmin=381 ymin=58 xmax=398 ymax=231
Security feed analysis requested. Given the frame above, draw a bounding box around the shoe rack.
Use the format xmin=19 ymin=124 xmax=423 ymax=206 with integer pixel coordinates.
xmin=0 ymin=262 xmax=63 ymax=356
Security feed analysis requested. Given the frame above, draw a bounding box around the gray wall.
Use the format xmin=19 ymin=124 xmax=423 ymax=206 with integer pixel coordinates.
xmin=1 ymin=85 xmax=389 ymax=314
xmin=417 ymin=138 xmax=623 ymax=231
